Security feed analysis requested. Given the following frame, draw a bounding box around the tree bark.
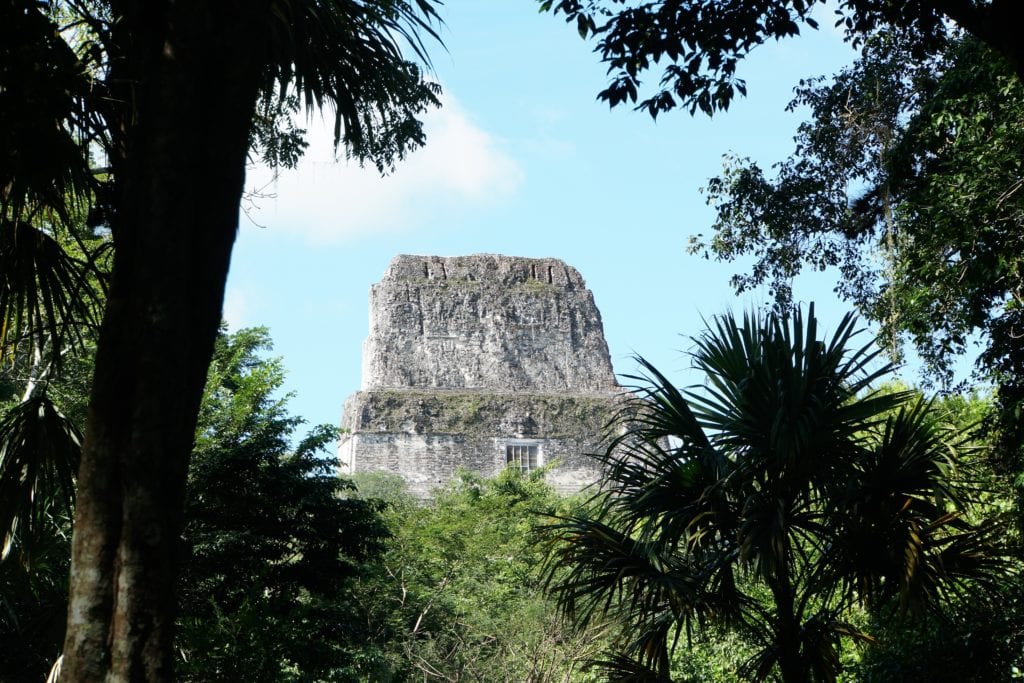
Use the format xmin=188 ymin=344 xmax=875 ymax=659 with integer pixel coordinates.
xmin=61 ymin=3 xmax=263 ymax=680
xmin=938 ymin=0 xmax=1024 ymax=83
xmin=769 ymin=568 xmax=808 ymax=683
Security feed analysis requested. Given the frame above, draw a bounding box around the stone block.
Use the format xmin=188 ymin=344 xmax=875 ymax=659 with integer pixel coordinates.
xmin=340 ymin=254 xmax=623 ymax=498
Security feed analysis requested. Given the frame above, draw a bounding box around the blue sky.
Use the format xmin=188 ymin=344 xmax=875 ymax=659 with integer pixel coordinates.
xmin=226 ymin=1 xmax=872 ymax=431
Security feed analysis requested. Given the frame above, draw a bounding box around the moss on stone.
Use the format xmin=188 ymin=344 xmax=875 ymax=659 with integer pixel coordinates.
xmin=347 ymin=390 xmax=623 ymax=438
xmin=514 ymin=279 xmax=557 ymax=294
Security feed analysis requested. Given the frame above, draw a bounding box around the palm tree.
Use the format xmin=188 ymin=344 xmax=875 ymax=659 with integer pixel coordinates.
xmin=542 ymin=306 xmax=1007 ymax=683
xmin=3 ymin=1 xmax=444 ymax=678
xmin=0 ymin=1 xmax=107 ymax=570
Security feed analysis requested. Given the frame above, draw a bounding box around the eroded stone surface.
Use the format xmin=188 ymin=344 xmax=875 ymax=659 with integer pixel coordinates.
xmin=361 ymin=254 xmax=618 ymax=392
xmin=339 ymin=390 xmax=624 ymax=497
xmin=340 ymin=254 xmax=622 ymax=498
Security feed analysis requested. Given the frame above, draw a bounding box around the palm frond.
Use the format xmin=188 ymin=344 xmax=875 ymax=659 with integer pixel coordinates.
xmin=737 ymin=611 xmax=876 ymax=683
xmin=540 ymin=512 xmax=726 ymax=631
xmin=0 ymin=220 xmax=102 ymax=366
xmin=0 ymin=393 xmax=82 ymax=564
xmin=0 ymin=1 xmax=96 ymax=223
xmin=591 ymin=652 xmax=678 ymax=683
xmin=898 ymin=515 xmax=1011 ymax=614
xmin=543 ymin=305 xmax=1010 ymax=681
xmin=818 ymin=396 xmax=1010 ymax=611
xmin=608 ymin=357 xmax=741 ymax=554
xmin=800 ymin=611 xmax=876 ymax=683
xmin=260 ymin=0 xmax=444 ymax=172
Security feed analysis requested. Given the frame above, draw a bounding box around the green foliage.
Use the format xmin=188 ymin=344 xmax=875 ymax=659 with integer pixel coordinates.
xmin=176 ymin=327 xmax=390 ymax=681
xmin=0 ymin=2 xmax=108 ymax=372
xmin=540 ymin=0 xmax=819 ymax=116
xmin=692 ymin=31 xmax=1024 ymax=511
xmin=350 ymin=470 xmax=418 ymax=511
xmin=0 ymin=341 xmax=94 ymax=682
xmin=4 ymin=0 xmax=445 ymax=668
xmin=353 ymin=468 xmax=609 ymax=681
xmin=0 ymin=395 xmax=80 ymax=563
xmin=836 ymin=390 xmax=1024 ymax=683
xmin=250 ymin=94 xmax=310 ymax=171
xmin=0 ymin=505 xmax=69 ymax=683
xmin=0 ymin=226 xmax=103 ymax=571
xmin=536 ymin=1 xmax=1020 ymax=118
xmin=252 ymin=0 xmax=443 ymax=172
xmin=542 ymin=306 xmax=1010 ymax=682
xmin=0 ymin=325 xmax=401 ymax=682
xmin=850 ymin=584 xmax=1024 ymax=682
xmin=0 ymin=1 xmax=96 ymax=221
xmin=0 ymin=219 xmax=104 ymax=368
xmin=1 ymin=319 xmax=1015 ymax=682
xmin=669 ymin=625 xmax=758 ymax=683
xmin=6 ymin=0 xmax=444 ymax=228
xmin=695 ymin=34 xmax=1023 ymax=388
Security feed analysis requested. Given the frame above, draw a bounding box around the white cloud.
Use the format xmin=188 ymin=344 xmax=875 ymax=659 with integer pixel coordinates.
xmin=222 ymin=287 xmax=250 ymax=331
xmin=242 ymin=93 xmax=523 ymax=243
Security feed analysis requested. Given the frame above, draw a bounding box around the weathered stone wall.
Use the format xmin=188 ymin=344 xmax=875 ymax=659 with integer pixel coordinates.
xmin=361 ymin=254 xmax=618 ymax=392
xmin=342 ymin=389 xmax=620 ymax=436
xmin=339 ymin=389 xmax=618 ymax=497
xmin=340 ymin=254 xmax=622 ymax=498
xmin=339 ymin=390 xmax=624 ymax=497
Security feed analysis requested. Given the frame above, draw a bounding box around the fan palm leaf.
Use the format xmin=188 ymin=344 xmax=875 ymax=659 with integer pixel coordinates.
xmin=592 ymin=652 xmax=679 ymax=683
xmin=0 ymin=393 xmax=82 ymax=564
xmin=1 ymin=3 xmax=106 ymax=368
xmin=258 ymin=0 xmax=443 ymax=171
xmin=607 ymin=358 xmax=739 ymax=556
xmin=818 ymin=396 xmax=1009 ymax=613
xmin=738 ymin=611 xmax=875 ymax=683
xmin=0 ymin=1 xmax=97 ymax=223
xmin=0 ymin=220 xmax=103 ymax=366
xmin=543 ymin=305 xmax=1009 ymax=682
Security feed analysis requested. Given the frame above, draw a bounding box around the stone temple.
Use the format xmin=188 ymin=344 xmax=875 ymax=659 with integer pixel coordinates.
xmin=338 ymin=254 xmax=623 ymax=498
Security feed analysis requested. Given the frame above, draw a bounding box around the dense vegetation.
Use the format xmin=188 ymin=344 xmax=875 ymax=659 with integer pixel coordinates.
xmin=3 ymin=1 xmax=1023 ymax=681
xmin=527 ymin=10 xmax=1024 ymax=677
xmin=1 ymin=2 xmax=442 ymax=674
xmin=1 ymin=329 xmax=383 ymax=681
xmin=542 ymin=0 xmax=1024 ymax=534
xmin=693 ymin=32 xmax=1024 ymax=469
xmin=544 ymin=307 xmax=1018 ymax=682
xmin=349 ymin=469 xmax=611 ymax=681
xmin=2 ymin=319 xmax=1021 ymax=681
xmin=0 ymin=327 xmax=607 ymax=682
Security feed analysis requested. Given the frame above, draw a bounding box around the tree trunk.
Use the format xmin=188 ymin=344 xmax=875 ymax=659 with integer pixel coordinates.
xmin=983 ymin=0 xmax=1024 ymax=85
xmin=769 ymin=572 xmax=808 ymax=683
xmin=61 ymin=4 xmax=263 ymax=680
xmin=945 ymin=0 xmax=1024 ymax=83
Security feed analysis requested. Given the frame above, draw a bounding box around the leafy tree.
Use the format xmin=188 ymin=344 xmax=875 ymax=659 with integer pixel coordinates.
xmin=1 ymin=0 xmax=109 ymax=577
xmin=692 ymin=32 xmax=1024 ymax=476
xmin=843 ymin=389 xmax=1024 ymax=682
xmin=537 ymin=0 xmax=1024 ymax=506
xmin=850 ymin=582 xmax=1024 ymax=682
xmin=0 ymin=397 xmax=81 ymax=566
xmin=352 ymin=469 xmax=610 ymax=682
xmin=0 ymin=221 xmax=101 ymax=681
xmin=2 ymin=326 xmax=394 ymax=682
xmin=176 ymin=327 xmax=389 ymax=681
xmin=0 ymin=218 xmax=105 ymax=572
xmin=1 ymin=1 xmax=443 ymax=677
xmin=542 ymin=306 xmax=1008 ymax=682
xmin=537 ymin=0 xmax=1023 ymax=117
